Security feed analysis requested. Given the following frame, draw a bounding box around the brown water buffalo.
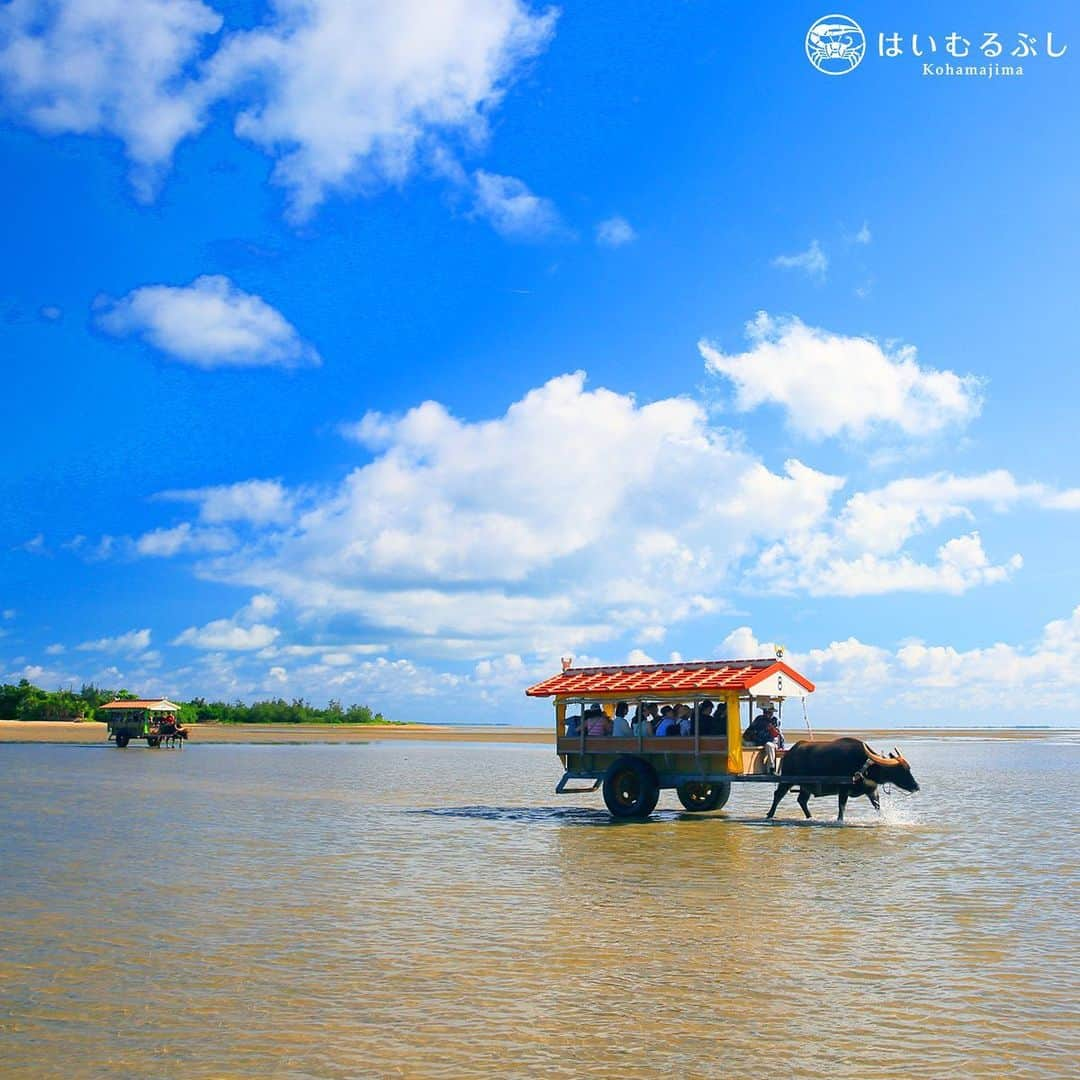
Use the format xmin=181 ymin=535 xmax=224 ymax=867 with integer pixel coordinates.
xmin=766 ymin=737 xmax=919 ymax=822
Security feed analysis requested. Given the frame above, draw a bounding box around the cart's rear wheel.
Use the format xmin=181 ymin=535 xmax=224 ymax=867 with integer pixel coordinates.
xmin=115 ymin=733 xmax=129 ymax=748
xmin=676 ymin=781 xmax=731 ymax=812
xmin=602 ymin=757 xmax=660 ymax=819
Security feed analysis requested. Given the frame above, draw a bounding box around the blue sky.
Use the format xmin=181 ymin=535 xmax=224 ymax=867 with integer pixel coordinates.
xmin=3 ymin=1 xmax=1080 ymax=725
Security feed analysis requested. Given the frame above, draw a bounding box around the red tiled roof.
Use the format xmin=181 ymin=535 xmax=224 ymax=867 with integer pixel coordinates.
xmin=525 ymin=659 xmax=814 ymax=697
xmin=99 ymin=699 xmax=178 ymax=710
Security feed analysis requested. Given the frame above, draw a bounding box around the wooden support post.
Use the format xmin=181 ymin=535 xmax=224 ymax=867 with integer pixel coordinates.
xmin=555 ymin=700 xmax=566 ymax=738
xmin=725 ymin=690 xmax=742 ymax=774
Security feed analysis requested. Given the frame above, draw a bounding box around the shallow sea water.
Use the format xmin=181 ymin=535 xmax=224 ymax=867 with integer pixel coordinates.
xmin=0 ymin=737 xmax=1077 ymax=1078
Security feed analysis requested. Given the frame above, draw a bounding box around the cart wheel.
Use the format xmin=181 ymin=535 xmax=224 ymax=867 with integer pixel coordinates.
xmin=115 ymin=733 xmax=130 ymax=748
xmin=676 ymin=781 xmax=731 ymax=812
xmin=147 ymin=737 xmax=160 ymax=748
xmin=602 ymin=757 xmax=660 ymax=819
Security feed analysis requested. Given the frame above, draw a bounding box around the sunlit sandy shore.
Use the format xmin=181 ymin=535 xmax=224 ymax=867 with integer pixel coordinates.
xmin=1 ymin=719 xmax=1075 ymax=745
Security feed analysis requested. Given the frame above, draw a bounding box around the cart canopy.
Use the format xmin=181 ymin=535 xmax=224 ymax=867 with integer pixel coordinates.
xmin=525 ymin=658 xmax=814 ymax=700
xmin=99 ymin=698 xmax=181 ymax=712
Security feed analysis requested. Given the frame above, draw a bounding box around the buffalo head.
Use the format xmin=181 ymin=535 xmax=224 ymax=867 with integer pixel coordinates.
xmin=864 ymin=745 xmax=920 ymax=793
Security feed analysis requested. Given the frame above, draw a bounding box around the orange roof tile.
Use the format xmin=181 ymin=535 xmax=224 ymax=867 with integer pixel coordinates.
xmin=525 ymin=659 xmax=814 ymax=698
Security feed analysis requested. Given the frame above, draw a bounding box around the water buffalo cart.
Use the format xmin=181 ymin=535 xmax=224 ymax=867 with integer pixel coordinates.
xmin=100 ymin=699 xmax=187 ymax=748
xmin=526 ymin=654 xmax=902 ymax=819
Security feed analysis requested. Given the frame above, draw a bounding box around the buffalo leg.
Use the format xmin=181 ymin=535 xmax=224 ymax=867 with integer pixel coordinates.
xmin=867 ymin=789 xmax=880 ymax=812
xmin=796 ymin=789 xmax=812 ymax=818
xmin=766 ymin=783 xmax=791 ymax=819
xmin=837 ymin=790 xmax=848 ymax=822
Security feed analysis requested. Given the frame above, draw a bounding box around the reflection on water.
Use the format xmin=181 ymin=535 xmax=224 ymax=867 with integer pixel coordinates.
xmin=0 ymin=739 xmax=1077 ymax=1078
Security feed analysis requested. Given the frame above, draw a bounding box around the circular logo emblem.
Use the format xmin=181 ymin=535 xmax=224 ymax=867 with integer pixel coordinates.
xmin=805 ymin=14 xmax=866 ymax=75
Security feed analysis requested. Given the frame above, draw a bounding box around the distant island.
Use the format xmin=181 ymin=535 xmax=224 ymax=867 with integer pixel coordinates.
xmin=0 ymin=679 xmax=395 ymax=725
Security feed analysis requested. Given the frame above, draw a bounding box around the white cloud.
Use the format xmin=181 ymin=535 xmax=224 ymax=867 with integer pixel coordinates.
xmin=76 ymin=628 xmax=152 ymax=654
xmin=191 ymin=372 xmax=848 ymax=653
xmin=701 ymin=312 xmax=983 ymax=440
xmin=836 ymin=470 xmax=1080 ymax=555
xmin=174 ymin=592 xmax=281 ymax=651
xmin=174 ymin=620 xmax=279 ymax=651
xmin=771 ymin=239 xmax=827 ymax=279
xmin=157 ymin=479 xmax=294 ymax=525
xmin=0 ymin=0 xmax=222 ymax=198
xmin=40 ymin=305 xmax=62 ymax=320
xmin=1 ymin=1 xmax=557 ymax=217
xmin=471 ymin=170 xmax=563 ymax=240
xmin=595 ymin=215 xmax=636 ymax=247
xmin=757 ymin=531 xmax=1022 ymax=598
xmin=854 ymin=221 xmax=871 ymax=244
xmin=717 ymin=626 xmax=776 ymax=659
xmin=45 ymin=643 xmax=65 ymax=655
xmin=781 ymin=602 xmax=1080 ymax=717
xmin=127 ymin=368 xmax=1080 ymax=659
xmin=134 ymin=522 xmax=235 ymax=557
xmin=97 ymin=275 xmax=320 ymax=369
xmin=208 ymin=1 xmax=557 ymax=219
xmin=749 ymin=467 xmax=1080 ymax=598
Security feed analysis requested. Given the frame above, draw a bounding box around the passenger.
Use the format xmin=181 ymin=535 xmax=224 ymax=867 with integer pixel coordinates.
xmin=655 ymin=705 xmax=678 ymax=737
xmin=744 ymin=700 xmax=784 ymax=773
xmin=565 ymin=713 xmax=582 ymax=737
xmin=697 ymin=700 xmax=715 ymax=735
xmin=611 ymin=701 xmax=632 ymax=737
xmin=585 ymin=705 xmax=610 ymax=737
xmin=676 ymin=704 xmax=694 ymax=736
xmin=630 ymin=705 xmax=653 ymax=737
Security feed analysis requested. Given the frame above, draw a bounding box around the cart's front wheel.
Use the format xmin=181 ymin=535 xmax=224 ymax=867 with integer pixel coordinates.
xmin=147 ymin=736 xmax=161 ymax=748
xmin=676 ymin=781 xmax=731 ymax=812
xmin=115 ymin=733 xmax=129 ymax=748
xmin=602 ymin=757 xmax=660 ymax=819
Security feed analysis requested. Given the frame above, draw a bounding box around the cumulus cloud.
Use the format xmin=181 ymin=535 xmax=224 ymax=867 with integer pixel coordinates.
xmin=97 ymin=275 xmax=320 ymax=369
xmin=471 ymin=170 xmax=563 ymax=240
xmin=173 ymin=593 xmax=280 ymax=650
xmin=771 ymin=239 xmax=827 ymax=279
xmin=192 ymin=372 xmax=848 ymax=654
xmin=701 ymin=312 xmax=983 ymax=440
xmin=134 ymin=522 xmax=235 ymax=557
xmin=121 ymin=369 xmax=1080 ymax=658
xmin=0 ymin=1 xmax=557 ymax=217
xmin=0 ymin=0 xmax=223 ymax=198
xmin=836 ymin=470 xmax=1080 ymax=555
xmin=76 ymin=628 xmax=152 ymax=653
xmin=595 ymin=215 xmax=636 ymax=247
xmin=776 ymin=602 xmax=1080 ymax=717
xmin=156 ymin=479 xmax=294 ymax=525
xmin=174 ymin=619 xmax=279 ymax=651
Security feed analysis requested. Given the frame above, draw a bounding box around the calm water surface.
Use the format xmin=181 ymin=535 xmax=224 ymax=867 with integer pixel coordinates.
xmin=1 ymin=737 xmax=1077 ymax=1078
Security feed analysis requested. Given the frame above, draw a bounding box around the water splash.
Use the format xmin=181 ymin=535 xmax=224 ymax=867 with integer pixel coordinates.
xmin=877 ymin=786 xmax=922 ymax=827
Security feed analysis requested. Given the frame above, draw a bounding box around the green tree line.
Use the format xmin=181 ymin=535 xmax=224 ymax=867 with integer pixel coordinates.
xmin=0 ymin=680 xmax=391 ymax=725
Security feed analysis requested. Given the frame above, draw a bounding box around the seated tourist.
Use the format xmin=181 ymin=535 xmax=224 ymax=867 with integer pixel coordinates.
xmin=676 ymin=704 xmax=694 ymax=736
xmin=585 ymin=705 xmax=610 ymax=736
xmin=565 ymin=713 xmax=582 ymax=737
xmin=654 ymin=705 xmax=678 ymax=737
xmin=697 ymin=700 xmax=715 ymax=735
xmin=630 ymin=704 xmax=653 ymax=736
xmin=611 ymin=701 xmax=632 ymax=737
xmin=744 ymin=700 xmax=783 ymax=772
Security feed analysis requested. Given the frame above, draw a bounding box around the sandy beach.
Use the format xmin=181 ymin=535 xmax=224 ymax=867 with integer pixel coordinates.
xmin=0 ymin=719 xmax=1073 ymax=745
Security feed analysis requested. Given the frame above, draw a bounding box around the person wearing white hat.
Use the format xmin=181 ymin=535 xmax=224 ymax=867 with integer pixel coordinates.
xmin=745 ymin=699 xmax=783 ymax=773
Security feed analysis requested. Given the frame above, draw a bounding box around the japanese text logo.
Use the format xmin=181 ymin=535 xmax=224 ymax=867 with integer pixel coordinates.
xmin=806 ymin=14 xmax=866 ymax=75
